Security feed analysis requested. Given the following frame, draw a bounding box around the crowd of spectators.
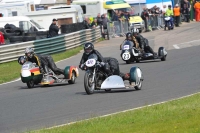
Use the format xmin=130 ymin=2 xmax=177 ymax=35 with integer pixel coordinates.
xmin=140 ymin=0 xmax=200 ymax=32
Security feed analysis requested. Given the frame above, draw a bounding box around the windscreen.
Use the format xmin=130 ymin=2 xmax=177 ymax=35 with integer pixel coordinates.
xmin=122 ymin=40 xmax=134 ymax=50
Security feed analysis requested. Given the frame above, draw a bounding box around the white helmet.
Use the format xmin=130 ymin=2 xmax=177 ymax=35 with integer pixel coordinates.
xmin=25 ymin=47 xmax=34 ymax=58
xmin=131 ymin=28 xmax=139 ymax=34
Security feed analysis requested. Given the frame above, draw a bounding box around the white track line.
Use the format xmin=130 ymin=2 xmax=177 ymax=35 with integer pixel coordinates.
xmin=173 ymin=45 xmax=180 ymax=49
xmin=0 ymin=78 xmax=21 ymax=86
xmin=46 ymin=92 xmax=200 ymax=130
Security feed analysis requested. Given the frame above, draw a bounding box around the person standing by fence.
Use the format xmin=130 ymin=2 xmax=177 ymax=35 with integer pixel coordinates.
xmin=48 ymin=19 xmax=60 ymax=38
xmin=141 ymin=7 xmax=150 ymax=32
xmin=194 ymin=1 xmax=200 ymax=21
xmin=174 ymin=4 xmax=181 ymax=27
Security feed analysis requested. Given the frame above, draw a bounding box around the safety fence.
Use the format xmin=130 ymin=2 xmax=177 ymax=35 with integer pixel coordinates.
xmin=147 ymin=14 xmax=165 ymax=31
xmin=0 ymin=27 xmax=101 ymax=63
xmin=106 ymin=20 xmax=129 ymax=38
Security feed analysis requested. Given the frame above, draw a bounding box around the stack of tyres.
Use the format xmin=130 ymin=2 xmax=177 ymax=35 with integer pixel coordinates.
xmin=3 ymin=24 xmax=24 ymax=44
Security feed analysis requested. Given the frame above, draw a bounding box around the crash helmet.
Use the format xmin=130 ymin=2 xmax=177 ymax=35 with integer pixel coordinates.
xmin=84 ymin=42 xmax=94 ymax=55
xmin=18 ymin=56 xmax=26 ymax=65
xmin=131 ymin=28 xmax=139 ymax=35
xmin=25 ymin=47 xmax=34 ymax=58
xmin=126 ymin=32 xmax=133 ymax=41
xmin=168 ymin=5 xmax=172 ymax=8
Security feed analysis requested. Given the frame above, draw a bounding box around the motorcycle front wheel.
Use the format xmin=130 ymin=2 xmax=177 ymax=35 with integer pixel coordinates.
xmin=84 ymin=71 xmax=95 ymax=95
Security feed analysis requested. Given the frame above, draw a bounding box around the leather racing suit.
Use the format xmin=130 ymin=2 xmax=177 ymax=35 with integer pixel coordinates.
xmin=27 ymin=54 xmax=64 ymax=75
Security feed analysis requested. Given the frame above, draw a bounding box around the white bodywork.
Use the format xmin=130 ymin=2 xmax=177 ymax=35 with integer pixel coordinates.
xmin=101 ymin=75 xmax=125 ymax=89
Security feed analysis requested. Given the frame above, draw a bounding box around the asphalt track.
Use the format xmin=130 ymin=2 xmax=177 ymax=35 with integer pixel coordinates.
xmin=0 ymin=22 xmax=200 ymax=133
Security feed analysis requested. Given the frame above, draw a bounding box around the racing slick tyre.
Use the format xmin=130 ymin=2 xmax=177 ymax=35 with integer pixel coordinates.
xmin=161 ymin=55 xmax=166 ymax=61
xmin=126 ymin=60 xmax=131 ymax=64
xmin=105 ymin=89 xmax=111 ymax=92
xmin=27 ymin=80 xmax=34 ymax=88
xmin=84 ymin=72 xmax=95 ymax=95
xmin=134 ymin=79 xmax=142 ymax=90
xmin=68 ymin=71 xmax=76 ymax=84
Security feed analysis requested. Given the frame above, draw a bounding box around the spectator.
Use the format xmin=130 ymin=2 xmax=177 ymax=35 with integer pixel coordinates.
xmin=111 ymin=10 xmax=120 ymax=36
xmin=101 ymin=14 xmax=110 ymax=38
xmin=101 ymin=14 xmax=110 ymax=29
xmin=112 ymin=10 xmax=119 ymax=21
xmin=162 ymin=5 xmax=167 ymax=15
xmin=182 ymin=3 xmax=190 ymax=22
xmin=48 ymin=19 xmax=60 ymax=38
xmin=83 ymin=16 xmax=90 ymax=29
xmin=91 ymin=19 xmax=98 ymax=28
xmin=141 ymin=7 xmax=150 ymax=32
xmin=88 ymin=20 xmax=93 ymax=29
xmin=174 ymin=4 xmax=181 ymax=26
xmin=97 ymin=13 xmax=102 ymax=25
xmin=183 ymin=0 xmax=191 ymax=22
xmin=194 ymin=1 xmax=200 ymax=21
xmin=190 ymin=0 xmax=195 ymax=21
xmin=0 ymin=31 xmax=5 ymax=45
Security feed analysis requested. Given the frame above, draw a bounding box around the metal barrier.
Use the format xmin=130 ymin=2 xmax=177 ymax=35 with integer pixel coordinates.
xmin=107 ymin=20 xmax=129 ymax=38
xmin=0 ymin=27 xmax=101 ymax=63
xmin=148 ymin=14 xmax=164 ymax=31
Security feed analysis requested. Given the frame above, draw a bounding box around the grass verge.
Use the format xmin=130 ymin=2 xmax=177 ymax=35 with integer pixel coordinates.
xmin=29 ymin=93 xmax=200 ymax=133
xmin=0 ymin=46 xmax=83 ymax=84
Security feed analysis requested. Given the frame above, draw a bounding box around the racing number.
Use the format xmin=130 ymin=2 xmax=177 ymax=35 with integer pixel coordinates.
xmin=123 ymin=53 xmax=130 ymax=60
xmin=87 ymin=60 xmax=93 ymax=64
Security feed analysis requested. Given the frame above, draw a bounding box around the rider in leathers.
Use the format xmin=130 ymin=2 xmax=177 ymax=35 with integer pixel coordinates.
xmin=24 ymin=47 xmax=64 ymax=75
xmin=132 ymin=28 xmax=157 ymax=57
xmin=79 ymin=42 xmax=130 ymax=80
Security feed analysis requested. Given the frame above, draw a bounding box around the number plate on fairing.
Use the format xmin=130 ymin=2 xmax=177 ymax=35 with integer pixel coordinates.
xmin=86 ymin=59 xmax=96 ymax=67
xmin=123 ymin=45 xmax=129 ymax=50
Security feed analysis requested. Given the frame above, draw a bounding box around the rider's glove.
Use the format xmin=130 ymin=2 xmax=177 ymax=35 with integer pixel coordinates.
xmin=79 ymin=64 xmax=85 ymax=70
xmin=100 ymin=62 xmax=105 ymax=66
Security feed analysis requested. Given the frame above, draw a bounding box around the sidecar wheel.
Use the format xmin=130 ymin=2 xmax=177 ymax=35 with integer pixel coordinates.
xmin=84 ymin=72 xmax=95 ymax=95
xmin=161 ymin=55 xmax=167 ymax=61
xmin=27 ymin=80 xmax=34 ymax=89
xmin=134 ymin=80 xmax=142 ymax=90
xmin=105 ymin=89 xmax=111 ymax=92
xmin=68 ymin=71 xmax=76 ymax=84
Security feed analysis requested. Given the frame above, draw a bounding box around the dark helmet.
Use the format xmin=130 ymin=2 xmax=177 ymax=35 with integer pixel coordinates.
xmin=84 ymin=42 xmax=94 ymax=55
xmin=25 ymin=47 xmax=34 ymax=58
xmin=18 ymin=56 xmax=26 ymax=65
xmin=126 ymin=32 xmax=133 ymax=40
xmin=168 ymin=5 xmax=171 ymax=8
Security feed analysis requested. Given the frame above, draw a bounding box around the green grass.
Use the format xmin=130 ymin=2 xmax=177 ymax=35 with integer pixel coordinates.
xmin=28 ymin=93 xmax=200 ymax=133
xmin=0 ymin=46 xmax=83 ymax=84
